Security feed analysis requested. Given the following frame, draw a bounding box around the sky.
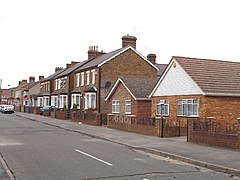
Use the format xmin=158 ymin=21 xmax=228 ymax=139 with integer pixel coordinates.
xmin=1 ymin=0 xmax=240 ymax=89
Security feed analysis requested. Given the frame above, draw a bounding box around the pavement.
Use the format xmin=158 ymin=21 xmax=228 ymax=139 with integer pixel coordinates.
xmin=5 ymin=112 xmax=240 ymax=177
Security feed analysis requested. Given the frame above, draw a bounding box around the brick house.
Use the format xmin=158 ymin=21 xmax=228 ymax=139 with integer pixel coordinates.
xmin=71 ymin=35 xmax=160 ymax=118
xmin=105 ymin=77 xmax=158 ymax=117
xmin=51 ymin=61 xmax=90 ymax=109
xmin=150 ymin=56 xmax=240 ymax=124
xmin=37 ymin=68 xmax=64 ymax=107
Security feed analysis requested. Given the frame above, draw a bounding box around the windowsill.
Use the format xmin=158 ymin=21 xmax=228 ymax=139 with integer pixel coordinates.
xmin=155 ymin=114 xmax=169 ymax=117
xmin=126 ymin=114 xmax=136 ymax=117
xmin=112 ymin=112 xmax=119 ymax=114
xmin=177 ymin=115 xmax=199 ymax=118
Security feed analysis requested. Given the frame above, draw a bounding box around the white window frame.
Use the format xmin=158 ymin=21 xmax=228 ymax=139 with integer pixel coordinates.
xmin=178 ymin=98 xmax=198 ymax=117
xmin=76 ymin=73 xmax=80 ymax=87
xmin=156 ymin=100 xmax=169 ymax=116
xmin=59 ymin=95 xmax=68 ymax=108
xmin=91 ymin=69 xmax=96 ymax=85
xmin=86 ymin=71 xmax=90 ymax=85
xmin=43 ymin=96 xmax=49 ymax=106
xmin=125 ymin=100 xmax=131 ymax=114
xmin=112 ymin=100 xmax=120 ymax=113
xmin=81 ymin=72 xmax=84 ymax=86
xmin=37 ymin=97 xmax=43 ymax=107
xmin=71 ymin=94 xmax=81 ymax=109
xmin=51 ymin=96 xmax=58 ymax=107
xmin=84 ymin=93 xmax=96 ymax=109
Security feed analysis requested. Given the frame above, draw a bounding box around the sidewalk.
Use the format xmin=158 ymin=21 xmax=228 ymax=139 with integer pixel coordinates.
xmin=16 ymin=112 xmax=240 ymax=176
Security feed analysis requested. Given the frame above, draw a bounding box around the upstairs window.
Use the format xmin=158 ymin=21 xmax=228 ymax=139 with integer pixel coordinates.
xmin=76 ymin=73 xmax=80 ymax=87
xmin=81 ymin=72 xmax=84 ymax=86
xmin=156 ymin=100 xmax=169 ymax=116
xmin=112 ymin=100 xmax=120 ymax=113
xmin=178 ymin=99 xmax=198 ymax=117
xmin=91 ymin=69 xmax=96 ymax=84
xmin=86 ymin=71 xmax=90 ymax=85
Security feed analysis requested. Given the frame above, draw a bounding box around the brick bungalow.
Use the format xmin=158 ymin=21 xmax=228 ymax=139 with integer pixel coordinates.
xmin=105 ymin=77 xmax=158 ymax=117
xmin=150 ymin=56 xmax=240 ymax=124
xmin=71 ymin=35 xmax=164 ymax=124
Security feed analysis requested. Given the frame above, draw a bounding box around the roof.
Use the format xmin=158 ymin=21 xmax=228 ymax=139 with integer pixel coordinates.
xmin=42 ymin=68 xmax=66 ymax=82
xmin=155 ymin=63 xmax=168 ymax=77
xmin=173 ymin=56 xmax=240 ymax=96
xmin=75 ymin=46 xmax=159 ymax=72
xmin=55 ymin=60 xmax=89 ymax=79
xmin=105 ymin=77 xmax=158 ymax=101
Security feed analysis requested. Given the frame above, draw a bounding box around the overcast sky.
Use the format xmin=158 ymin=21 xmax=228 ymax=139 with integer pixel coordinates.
xmin=1 ymin=0 xmax=240 ymax=89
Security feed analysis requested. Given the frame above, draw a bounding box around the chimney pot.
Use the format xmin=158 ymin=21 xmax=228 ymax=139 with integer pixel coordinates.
xmin=55 ymin=67 xmax=63 ymax=72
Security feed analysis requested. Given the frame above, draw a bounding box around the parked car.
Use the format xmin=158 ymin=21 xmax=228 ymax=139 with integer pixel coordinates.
xmin=1 ymin=105 xmax=14 ymax=114
xmin=40 ymin=106 xmax=55 ymax=115
xmin=0 ymin=105 xmax=3 ymax=112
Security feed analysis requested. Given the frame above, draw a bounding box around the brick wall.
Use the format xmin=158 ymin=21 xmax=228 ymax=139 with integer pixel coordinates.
xmin=188 ymin=119 xmax=240 ymax=150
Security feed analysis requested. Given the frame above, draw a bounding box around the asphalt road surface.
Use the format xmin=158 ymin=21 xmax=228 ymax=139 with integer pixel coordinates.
xmin=0 ymin=113 xmax=238 ymax=180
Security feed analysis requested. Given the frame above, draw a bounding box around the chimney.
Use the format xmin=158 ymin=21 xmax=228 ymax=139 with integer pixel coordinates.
xmin=66 ymin=63 xmax=71 ymax=68
xmin=29 ymin=76 xmax=35 ymax=83
xmin=147 ymin=54 xmax=157 ymax=64
xmin=87 ymin=46 xmax=105 ymax=60
xmin=18 ymin=81 xmax=22 ymax=86
xmin=55 ymin=67 xmax=63 ymax=72
xmin=122 ymin=34 xmax=137 ymax=49
xmin=71 ymin=61 xmax=79 ymax=65
xmin=39 ymin=76 xmax=44 ymax=81
xmin=22 ymin=79 xmax=27 ymax=84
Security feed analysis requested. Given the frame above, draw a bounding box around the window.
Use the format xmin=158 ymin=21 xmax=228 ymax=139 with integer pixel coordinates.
xmin=43 ymin=97 xmax=49 ymax=106
xmin=51 ymin=96 xmax=58 ymax=107
xmin=81 ymin=72 xmax=84 ymax=86
xmin=178 ymin=99 xmax=198 ymax=116
xmin=86 ymin=71 xmax=90 ymax=85
xmin=37 ymin=97 xmax=43 ymax=107
xmin=59 ymin=95 xmax=68 ymax=108
xmin=71 ymin=94 xmax=81 ymax=109
xmin=112 ymin=100 xmax=120 ymax=113
xmin=84 ymin=93 xmax=96 ymax=109
xmin=91 ymin=69 xmax=96 ymax=84
xmin=55 ymin=80 xmax=58 ymax=90
xmin=156 ymin=100 xmax=169 ymax=116
xmin=125 ymin=100 xmax=131 ymax=114
xmin=76 ymin=73 xmax=80 ymax=87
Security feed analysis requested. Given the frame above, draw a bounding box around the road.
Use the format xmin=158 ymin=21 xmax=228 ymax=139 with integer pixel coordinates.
xmin=0 ymin=113 xmax=238 ymax=180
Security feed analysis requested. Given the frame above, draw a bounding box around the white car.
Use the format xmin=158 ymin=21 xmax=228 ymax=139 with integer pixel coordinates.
xmin=1 ymin=105 xmax=14 ymax=114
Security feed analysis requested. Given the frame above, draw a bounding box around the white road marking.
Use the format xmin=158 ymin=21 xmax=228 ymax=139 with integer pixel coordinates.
xmin=75 ymin=149 xmax=113 ymax=166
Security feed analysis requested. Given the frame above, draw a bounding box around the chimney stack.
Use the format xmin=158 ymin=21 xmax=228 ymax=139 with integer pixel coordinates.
xmin=87 ymin=46 xmax=105 ymax=60
xmin=22 ymin=79 xmax=27 ymax=84
xmin=66 ymin=63 xmax=71 ymax=68
xmin=29 ymin=76 xmax=35 ymax=83
xmin=18 ymin=81 xmax=22 ymax=86
xmin=147 ymin=54 xmax=157 ymax=64
xmin=39 ymin=76 xmax=44 ymax=81
xmin=55 ymin=67 xmax=63 ymax=72
xmin=122 ymin=34 xmax=137 ymax=49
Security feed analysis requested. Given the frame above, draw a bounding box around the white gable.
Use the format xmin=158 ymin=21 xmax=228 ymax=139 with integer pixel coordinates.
xmin=153 ymin=60 xmax=203 ymax=96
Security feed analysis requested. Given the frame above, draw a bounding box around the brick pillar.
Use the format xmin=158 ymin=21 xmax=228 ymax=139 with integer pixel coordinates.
xmin=237 ymin=118 xmax=240 ymax=149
